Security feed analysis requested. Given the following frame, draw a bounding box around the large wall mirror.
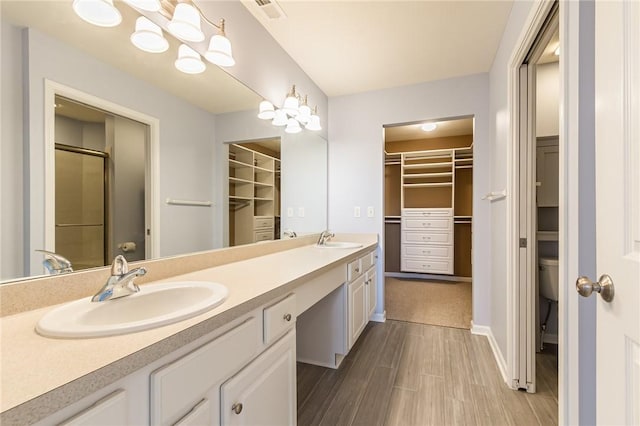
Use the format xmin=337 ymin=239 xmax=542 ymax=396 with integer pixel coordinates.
xmin=0 ymin=1 xmax=328 ymax=282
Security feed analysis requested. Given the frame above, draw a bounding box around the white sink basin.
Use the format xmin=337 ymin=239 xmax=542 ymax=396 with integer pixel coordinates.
xmin=315 ymin=241 xmax=363 ymax=249
xmin=36 ymin=281 xmax=228 ymax=339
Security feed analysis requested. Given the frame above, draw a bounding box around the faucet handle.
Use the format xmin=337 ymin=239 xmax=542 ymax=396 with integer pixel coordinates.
xmin=111 ymin=255 xmax=129 ymax=276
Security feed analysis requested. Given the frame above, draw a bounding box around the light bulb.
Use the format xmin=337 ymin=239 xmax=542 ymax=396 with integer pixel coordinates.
xmin=175 ymin=44 xmax=206 ymax=74
xmin=131 ymin=16 xmax=168 ymax=53
xmin=168 ymin=3 xmax=204 ymax=42
xmin=205 ymin=34 xmax=235 ymax=67
xmin=72 ymin=0 xmax=122 ymax=27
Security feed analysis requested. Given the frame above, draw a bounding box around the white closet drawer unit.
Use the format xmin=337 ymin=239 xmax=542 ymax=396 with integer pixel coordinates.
xmin=402 ymin=230 xmax=453 ymax=245
xmin=347 ymin=258 xmax=363 ymax=281
xmin=254 ymin=216 xmax=274 ymax=229
xmin=402 ymin=208 xmax=453 ymax=217
xmin=402 ymin=244 xmax=452 ymax=259
xmin=403 ymin=217 xmax=453 ymax=231
xmin=254 ymin=230 xmax=273 ymax=242
xmin=263 ymin=294 xmax=296 ymax=345
xmin=402 ymin=258 xmax=453 ymax=274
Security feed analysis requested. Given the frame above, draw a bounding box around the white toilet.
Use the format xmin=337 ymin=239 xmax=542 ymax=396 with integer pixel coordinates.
xmin=539 ymin=257 xmax=559 ymax=301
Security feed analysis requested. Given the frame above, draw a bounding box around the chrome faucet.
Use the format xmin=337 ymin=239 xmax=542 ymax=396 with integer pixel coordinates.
xmin=36 ymin=250 xmax=73 ymax=274
xmin=283 ymin=229 xmax=297 ymax=238
xmin=317 ymin=230 xmax=335 ymax=245
xmin=92 ymin=255 xmax=146 ymax=302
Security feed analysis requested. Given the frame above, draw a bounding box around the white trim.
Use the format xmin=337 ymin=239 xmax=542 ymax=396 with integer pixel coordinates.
xmin=43 ymin=80 xmax=160 ymax=260
xmin=384 ymin=272 xmax=472 ymax=283
xmin=470 ymin=323 xmax=510 ymax=386
xmin=370 ymin=311 xmax=386 ymax=323
xmin=505 ymin=0 xmax=555 ymax=395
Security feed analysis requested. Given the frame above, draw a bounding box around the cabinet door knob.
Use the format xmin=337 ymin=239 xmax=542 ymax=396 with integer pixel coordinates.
xmin=232 ymin=403 xmax=243 ymax=414
xmin=283 ymin=313 xmax=292 ymax=322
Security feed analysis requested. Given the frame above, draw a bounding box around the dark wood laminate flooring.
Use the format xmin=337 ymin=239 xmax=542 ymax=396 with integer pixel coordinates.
xmin=297 ymin=320 xmax=558 ymax=426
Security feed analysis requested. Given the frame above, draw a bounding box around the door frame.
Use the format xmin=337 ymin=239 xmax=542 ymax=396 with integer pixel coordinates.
xmin=506 ymin=1 xmax=597 ymax=424
xmin=43 ymin=80 xmax=160 ymax=265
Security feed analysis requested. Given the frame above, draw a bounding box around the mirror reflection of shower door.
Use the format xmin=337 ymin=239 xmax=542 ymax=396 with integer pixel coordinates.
xmin=54 ymin=146 xmax=108 ymax=270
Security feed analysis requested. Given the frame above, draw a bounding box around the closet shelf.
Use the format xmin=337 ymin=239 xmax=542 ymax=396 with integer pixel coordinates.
xmin=403 ymin=162 xmax=452 ymax=170
xmin=254 ymin=166 xmax=274 ymax=173
xmin=253 ymin=181 xmax=273 ymax=188
xmin=229 ymin=159 xmax=252 ymax=168
xmin=455 ymin=165 xmax=473 ymax=170
xmin=537 ymin=231 xmax=559 ymax=241
xmin=403 ymin=182 xmax=453 ymax=188
xmin=229 ymin=177 xmax=253 ymax=185
xmin=229 ymin=196 xmax=253 ymax=201
xmin=403 ymin=172 xmax=453 ymax=179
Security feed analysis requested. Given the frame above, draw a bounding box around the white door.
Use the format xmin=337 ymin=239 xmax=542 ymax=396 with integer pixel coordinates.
xmin=588 ymin=1 xmax=640 ymax=424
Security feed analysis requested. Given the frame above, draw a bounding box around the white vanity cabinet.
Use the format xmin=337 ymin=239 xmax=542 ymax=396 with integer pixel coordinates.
xmin=346 ymin=250 xmax=377 ymax=349
xmin=57 ymin=390 xmax=128 ymax=426
xmin=221 ymin=330 xmax=296 ymax=426
xmin=365 ymin=254 xmax=377 ymax=320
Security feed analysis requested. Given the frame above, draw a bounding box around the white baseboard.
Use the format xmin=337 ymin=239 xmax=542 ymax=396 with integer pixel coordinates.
xmin=370 ymin=311 xmax=386 ymax=323
xmin=470 ymin=322 xmax=509 ymax=386
xmin=385 ymin=272 xmax=472 ymax=282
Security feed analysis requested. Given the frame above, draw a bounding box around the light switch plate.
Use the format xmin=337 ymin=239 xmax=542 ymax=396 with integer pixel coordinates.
xmin=298 ymin=207 xmax=305 ymax=217
xmin=287 ymin=207 xmax=294 ymax=217
xmin=367 ymin=206 xmax=374 ymax=217
xmin=354 ymin=206 xmax=361 ymax=218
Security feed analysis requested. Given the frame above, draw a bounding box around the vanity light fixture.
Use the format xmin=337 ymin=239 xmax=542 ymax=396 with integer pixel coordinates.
xmin=175 ymin=44 xmax=206 ymax=74
xmin=258 ymin=85 xmax=322 ymax=132
xmin=72 ymin=0 xmax=122 ymax=27
xmin=73 ymin=0 xmax=235 ymax=70
xmin=130 ymin=16 xmax=169 ymax=53
xmin=421 ymin=123 xmax=437 ymax=132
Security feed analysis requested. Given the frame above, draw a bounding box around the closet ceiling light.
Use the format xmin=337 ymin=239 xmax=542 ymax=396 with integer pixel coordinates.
xmin=175 ymin=44 xmax=206 ymax=74
xmin=123 ymin=0 xmax=161 ymax=12
xmin=131 ymin=16 xmax=169 ymax=53
xmin=72 ymin=0 xmax=122 ymax=27
xmin=421 ymin=123 xmax=437 ymax=132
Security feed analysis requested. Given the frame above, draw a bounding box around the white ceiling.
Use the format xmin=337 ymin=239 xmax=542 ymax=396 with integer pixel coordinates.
xmin=385 ymin=117 xmax=473 ymax=142
xmin=241 ymin=0 xmax=514 ymax=97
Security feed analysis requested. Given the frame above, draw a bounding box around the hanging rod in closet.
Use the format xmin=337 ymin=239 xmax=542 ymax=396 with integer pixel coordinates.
xmin=165 ymin=198 xmax=212 ymax=207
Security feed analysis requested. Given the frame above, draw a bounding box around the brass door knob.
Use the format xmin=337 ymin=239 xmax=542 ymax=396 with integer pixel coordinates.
xmin=576 ymin=274 xmax=614 ymax=302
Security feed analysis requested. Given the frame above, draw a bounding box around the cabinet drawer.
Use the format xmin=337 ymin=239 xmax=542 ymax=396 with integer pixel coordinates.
xmin=254 ymin=230 xmax=273 ymax=242
xmin=403 ymin=217 xmax=452 ymax=230
xmin=361 ymin=250 xmax=375 ymax=271
xmin=254 ymin=216 xmax=274 ymax=229
xmin=402 ymin=258 xmax=453 ymax=274
xmin=173 ymin=399 xmax=211 ymax=426
xmin=60 ymin=390 xmax=127 ymax=426
xmin=402 ymin=208 xmax=453 ymax=217
xmin=263 ymin=294 xmax=296 ymax=345
xmin=402 ymin=245 xmax=452 ymax=259
xmin=150 ymin=318 xmax=260 ymax=426
xmin=347 ymin=258 xmax=363 ymax=281
xmin=402 ymin=231 xmax=453 ymax=245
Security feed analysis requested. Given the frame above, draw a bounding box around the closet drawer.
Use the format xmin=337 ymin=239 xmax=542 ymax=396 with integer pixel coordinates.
xmin=254 ymin=216 xmax=274 ymax=229
xmin=402 ymin=208 xmax=452 ymax=218
xmin=402 ymin=244 xmax=452 ymax=259
xmin=402 ymin=258 xmax=453 ymax=274
xmin=347 ymin=258 xmax=363 ymax=281
xmin=254 ymin=230 xmax=273 ymax=242
xmin=263 ymin=294 xmax=296 ymax=345
xmin=403 ymin=217 xmax=452 ymax=231
xmin=402 ymin=231 xmax=453 ymax=245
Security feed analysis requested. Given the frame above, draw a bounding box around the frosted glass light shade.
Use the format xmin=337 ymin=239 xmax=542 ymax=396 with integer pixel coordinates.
xmin=72 ymin=0 xmax=122 ymax=27
xmin=285 ymin=118 xmax=302 ymax=134
xmin=168 ymin=3 xmax=204 ymax=42
xmin=131 ymin=17 xmax=169 ymax=53
xmin=205 ymin=34 xmax=235 ymax=67
xmin=297 ymin=104 xmax=311 ymax=124
xmin=305 ymin=114 xmax=321 ymax=131
xmin=123 ymin=0 xmax=161 ymax=11
xmin=258 ymin=101 xmax=275 ymax=120
xmin=282 ymin=95 xmax=299 ymax=116
xmin=272 ymin=109 xmax=288 ymax=126
xmin=175 ymin=44 xmax=206 ymax=74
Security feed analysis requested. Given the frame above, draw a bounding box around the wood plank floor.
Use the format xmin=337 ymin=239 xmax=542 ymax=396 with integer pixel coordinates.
xmin=297 ymin=320 xmax=558 ymax=426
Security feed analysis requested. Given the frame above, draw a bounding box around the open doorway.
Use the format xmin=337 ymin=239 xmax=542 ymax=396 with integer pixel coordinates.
xmin=383 ymin=116 xmax=474 ymax=329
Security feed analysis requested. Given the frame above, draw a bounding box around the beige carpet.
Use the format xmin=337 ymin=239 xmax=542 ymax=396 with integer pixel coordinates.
xmin=385 ymin=277 xmax=472 ymax=329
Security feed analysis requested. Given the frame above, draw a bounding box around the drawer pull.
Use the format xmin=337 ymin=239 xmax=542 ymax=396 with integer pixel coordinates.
xmin=355 ymin=267 xmax=360 ymax=273
xmin=232 ymin=403 xmax=243 ymax=415
xmin=283 ymin=313 xmax=292 ymax=322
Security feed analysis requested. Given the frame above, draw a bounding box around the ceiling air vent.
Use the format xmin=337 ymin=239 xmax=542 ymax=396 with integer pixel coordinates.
xmin=254 ymin=0 xmax=287 ymax=20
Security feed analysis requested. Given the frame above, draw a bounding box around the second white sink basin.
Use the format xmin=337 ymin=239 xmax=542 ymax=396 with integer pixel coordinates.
xmin=36 ymin=281 xmax=228 ymax=339
xmin=315 ymin=241 xmax=363 ymax=249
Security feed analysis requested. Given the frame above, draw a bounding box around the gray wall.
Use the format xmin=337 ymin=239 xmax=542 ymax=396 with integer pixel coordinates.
xmin=328 ymin=73 xmax=491 ymax=324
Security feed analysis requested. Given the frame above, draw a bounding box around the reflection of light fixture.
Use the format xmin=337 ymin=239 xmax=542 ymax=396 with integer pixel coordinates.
xmin=554 ymin=46 xmax=560 ymax=56
xmin=175 ymin=44 xmax=206 ymax=74
xmin=131 ymin=16 xmax=169 ymax=53
xmin=258 ymin=100 xmax=275 ymax=119
xmin=258 ymin=84 xmax=321 ymax=132
xmin=421 ymin=123 xmax=437 ymax=132
xmin=123 ymin=0 xmax=161 ymax=12
xmin=73 ymin=0 xmax=235 ymax=71
xmin=285 ymin=118 xmax=302 ymax=134
xmin=168 ymin=2 xmax=204 ymax=42
xmin=72 ymin=0 xmax=122 ymax=27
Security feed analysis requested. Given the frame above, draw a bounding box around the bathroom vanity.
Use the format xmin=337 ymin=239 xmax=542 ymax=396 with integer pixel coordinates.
xmin=0 ymin=234 xmax=378 ymax=425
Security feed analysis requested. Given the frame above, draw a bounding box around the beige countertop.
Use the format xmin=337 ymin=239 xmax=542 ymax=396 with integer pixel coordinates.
xmin=0 ymin=234 xmax=378 ymax=424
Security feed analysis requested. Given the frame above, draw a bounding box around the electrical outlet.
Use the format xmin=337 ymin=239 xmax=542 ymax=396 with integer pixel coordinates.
xmin=354 ymin=206 xmax=361 ymax=217
xmin=367 ymin=206 xmax=374 ymax=217
xmin=287 ymin=207 xmax=294 ymax=217
xmin=298 ymin=207 xmax=305 ymax=217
